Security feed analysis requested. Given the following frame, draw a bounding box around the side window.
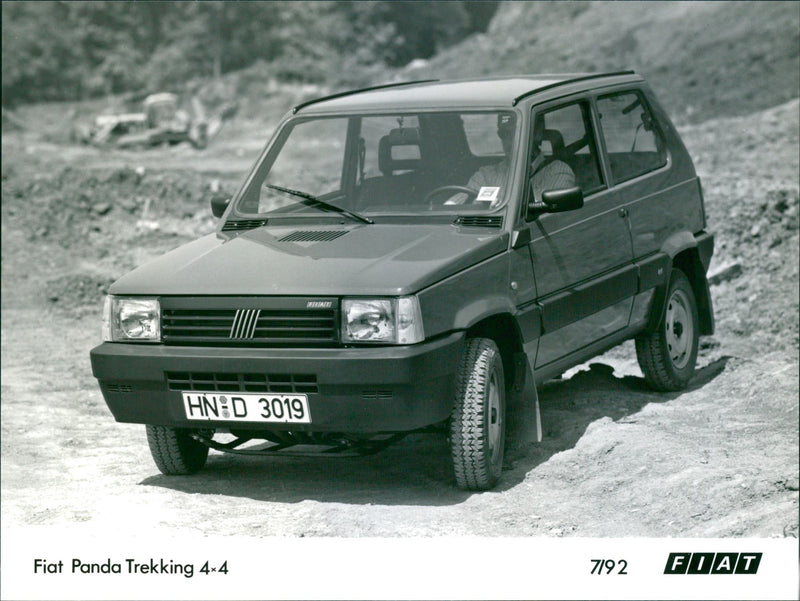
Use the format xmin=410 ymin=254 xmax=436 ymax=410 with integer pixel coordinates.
xmin=596 ymin=91 xmax=667 ymax=183
xmin=531 ymin=101 xmax=604 ymax=199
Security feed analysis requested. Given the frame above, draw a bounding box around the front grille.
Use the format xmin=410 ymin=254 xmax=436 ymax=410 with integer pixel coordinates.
xmin=104 ymin=383 xmax=132 ymax=393
xmin=161 ymin=297 xmax=338 ymax=347
xmin=167 ymin=372 xmax=318 ymax=394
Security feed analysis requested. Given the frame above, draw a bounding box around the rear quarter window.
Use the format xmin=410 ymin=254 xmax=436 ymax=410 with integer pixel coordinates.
xmin=597 ymin=91 xmax=667 ymax=183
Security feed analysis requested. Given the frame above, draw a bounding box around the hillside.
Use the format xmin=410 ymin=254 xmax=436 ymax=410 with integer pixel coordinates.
xmin=6 ymin=2 xmax=798 ymax=136
xmin=401 ymin=1 xmax=800 ymax=123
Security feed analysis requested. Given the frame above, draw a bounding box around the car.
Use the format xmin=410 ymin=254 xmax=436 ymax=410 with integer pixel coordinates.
xmin=90 ymin=71 xmax=714 ymax=490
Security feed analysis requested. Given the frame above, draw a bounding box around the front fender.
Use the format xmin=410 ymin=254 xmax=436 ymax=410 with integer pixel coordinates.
xmin=418 ymin=252 xmax=513 ymax=338
xmin=450 ymin=295 xmax=517 ymax=331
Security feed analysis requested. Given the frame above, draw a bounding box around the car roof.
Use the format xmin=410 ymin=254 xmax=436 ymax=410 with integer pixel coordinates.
xmin=294 ymin=71 xmax=643 ymax=114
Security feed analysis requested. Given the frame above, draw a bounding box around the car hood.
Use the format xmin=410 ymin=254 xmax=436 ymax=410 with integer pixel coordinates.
xmin=110 ymin=223 xmax=509 ymax=296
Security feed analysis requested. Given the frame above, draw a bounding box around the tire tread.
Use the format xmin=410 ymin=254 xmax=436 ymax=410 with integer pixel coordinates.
xmin=146 ymin=425 xmax=208 ymax=475
xmin=450 ymin=338 xmax=504 ymax=490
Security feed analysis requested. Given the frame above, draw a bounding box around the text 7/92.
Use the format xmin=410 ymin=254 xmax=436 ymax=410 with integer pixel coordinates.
xmin=590 ymin=559 xmax=628 ymax=575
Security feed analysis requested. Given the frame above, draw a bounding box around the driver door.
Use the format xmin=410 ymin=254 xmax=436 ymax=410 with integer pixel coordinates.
xmin=523 ymin=99 xmax=637 ymax=369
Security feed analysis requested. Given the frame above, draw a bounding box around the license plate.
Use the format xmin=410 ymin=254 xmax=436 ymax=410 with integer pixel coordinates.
xmin=182 ymin=392 xmax=311 ymax=424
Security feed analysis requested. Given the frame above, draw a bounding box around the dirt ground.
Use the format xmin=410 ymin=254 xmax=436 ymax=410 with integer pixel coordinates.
xmin=1 ymin=99 xmax=797 ymax=542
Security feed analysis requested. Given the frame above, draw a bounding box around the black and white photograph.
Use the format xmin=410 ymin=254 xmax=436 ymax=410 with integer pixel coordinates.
xmin=1 ymin=1 xmax=798 ymax=599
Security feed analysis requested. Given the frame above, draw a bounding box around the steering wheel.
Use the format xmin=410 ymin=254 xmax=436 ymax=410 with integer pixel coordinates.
xmin=423 ymin=185 xmax=478 ymax=205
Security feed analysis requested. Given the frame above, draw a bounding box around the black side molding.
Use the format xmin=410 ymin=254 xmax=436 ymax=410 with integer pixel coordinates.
xmin=539 ymin=264 xmax=639 ymax=333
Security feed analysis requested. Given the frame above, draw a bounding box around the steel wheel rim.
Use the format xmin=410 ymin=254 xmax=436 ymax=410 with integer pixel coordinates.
xmin=487 ymin=371 xmax=502 ymax=461
xmin=665 ymin=288 xmax=693 ymax=369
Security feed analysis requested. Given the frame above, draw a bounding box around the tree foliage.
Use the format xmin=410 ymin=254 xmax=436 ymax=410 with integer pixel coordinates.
xmin=1 ymin=1 xmax=498 ymax=106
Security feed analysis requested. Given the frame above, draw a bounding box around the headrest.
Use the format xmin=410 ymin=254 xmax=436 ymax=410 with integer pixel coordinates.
xmin=541 ymin=129 xmax=565 ymax=157
xmin=532 ymin=119 xmax=565 ymax=158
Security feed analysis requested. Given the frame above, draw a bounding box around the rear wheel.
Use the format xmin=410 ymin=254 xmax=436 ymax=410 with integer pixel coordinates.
xmin=450 ymin=338 xmax=506 ymax=490
xmin=636 ymin=268 xmax=699 ymax=391
xmin=146 ymin=425 xmax=209 ymax=475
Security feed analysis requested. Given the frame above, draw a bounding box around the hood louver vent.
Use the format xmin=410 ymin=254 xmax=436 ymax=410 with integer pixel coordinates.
xmin=455 ymin=216 xmax=504 ymax=228
xmin=221 ymin=219 xmax=269 ymax=232
xmin=278 ymin=230 xmax=348 ymax=243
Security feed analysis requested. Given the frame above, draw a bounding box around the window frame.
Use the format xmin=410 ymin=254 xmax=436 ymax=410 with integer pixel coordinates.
xmin=233 ymin=109 xmax=524 ymax=219
xmin=234 ymin=115 xmax=353 ymax=217
xmin=594 ymin=88 xmax=669 ymax=185
xmin=523 ymin=96 xmax=608 ymax=222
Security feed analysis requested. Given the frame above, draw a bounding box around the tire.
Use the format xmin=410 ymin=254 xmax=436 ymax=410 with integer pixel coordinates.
xmin=636 ymin=268 xmax=700 ymax=391
xmin=450 ymin=338 xmax=506 ymax=491
xmin=145 ymin=425 xmax=209 ymax=475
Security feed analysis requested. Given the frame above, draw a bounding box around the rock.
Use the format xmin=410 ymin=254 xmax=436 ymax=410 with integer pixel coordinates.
xmin=136 ymin=219 xmax=160 ymax=232
xmin=93 ymin=202 xmax=111 ymax=216
xmin=708 ymin=261 xmax=743 ymax=285
xmin=588 ymin=363 xmax=614 ymax=377
xmin=120 ymin=198 xmax=139 ymax=213
xmin=783 ymin=205 xmax=799 ymax=229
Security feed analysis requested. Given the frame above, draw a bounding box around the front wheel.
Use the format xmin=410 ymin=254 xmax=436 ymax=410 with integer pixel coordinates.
xmin=450 ymin=338 xmax=506 ymax=490
xmin=146 ymin=425 xmax=209 ymax=475
xmin=636 ymin=268 xmax=700 ymax=391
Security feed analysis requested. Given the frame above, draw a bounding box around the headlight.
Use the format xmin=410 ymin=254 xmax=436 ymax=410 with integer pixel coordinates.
xmin=102 ymin=296 xmax=161 ymax=342
xmin=342 ymin=297 xmax=424 ymax=344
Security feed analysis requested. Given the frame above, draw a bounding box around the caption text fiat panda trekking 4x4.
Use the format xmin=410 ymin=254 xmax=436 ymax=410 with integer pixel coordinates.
xmin=90 ymin=72 xmax=714 ymax=490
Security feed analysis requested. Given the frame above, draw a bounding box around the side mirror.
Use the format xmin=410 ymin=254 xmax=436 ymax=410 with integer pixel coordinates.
xmin=542 ymin=186 xmax=584 ymax=212
xmin=210 ymin=194 xmax=231 ymax=218
xmin=527 ymin=186 xmax=584 ymax=218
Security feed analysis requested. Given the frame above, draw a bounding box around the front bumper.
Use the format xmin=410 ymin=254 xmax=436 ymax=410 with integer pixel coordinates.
xmin=90 ymin=332 xmax=464 ymax=433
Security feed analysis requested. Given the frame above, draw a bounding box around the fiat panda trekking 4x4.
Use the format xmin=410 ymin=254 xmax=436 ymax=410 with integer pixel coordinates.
xmin=90 ymin=72 xmax=714 ymax=490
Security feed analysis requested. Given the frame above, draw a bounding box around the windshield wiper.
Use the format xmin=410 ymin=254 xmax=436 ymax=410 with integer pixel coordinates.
xmin=266 ymin=183 xmax=373 ymax=224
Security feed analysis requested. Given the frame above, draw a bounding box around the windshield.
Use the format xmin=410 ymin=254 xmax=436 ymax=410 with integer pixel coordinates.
xmin=234 ymin=111 xmax=518 ymax=218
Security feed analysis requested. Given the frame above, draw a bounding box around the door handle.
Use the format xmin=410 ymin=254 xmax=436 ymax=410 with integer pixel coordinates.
xmin=618 ymin=207 xmax=629 ymax=218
